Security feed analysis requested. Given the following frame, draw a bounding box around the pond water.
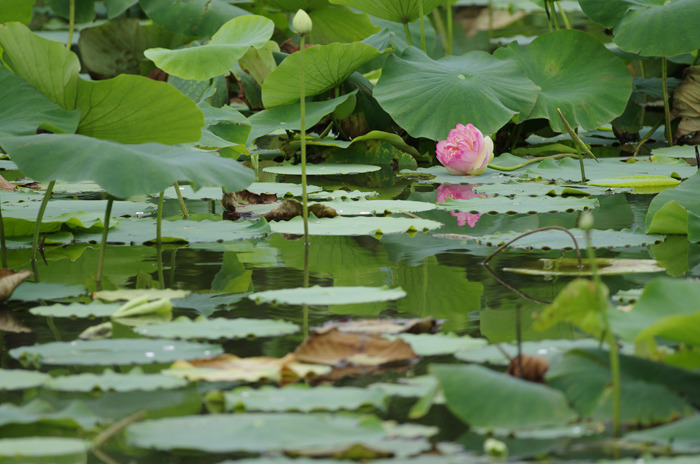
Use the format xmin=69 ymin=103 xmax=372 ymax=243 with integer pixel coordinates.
xmin=0 ymin=157 xmax=687 ymax=463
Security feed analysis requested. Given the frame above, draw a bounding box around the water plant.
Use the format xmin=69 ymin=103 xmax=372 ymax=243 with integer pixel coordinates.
xmin=1 ymin=1 xmax=700 ymax=463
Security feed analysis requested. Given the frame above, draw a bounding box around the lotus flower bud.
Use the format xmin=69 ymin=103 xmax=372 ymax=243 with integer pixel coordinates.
xmin=483 ymin=438 xmax=508 ymax=457
xmin=292 ymin=9 xmax=312 ymax=35
xmin=436 ymin=123 xmax=494 ymax=176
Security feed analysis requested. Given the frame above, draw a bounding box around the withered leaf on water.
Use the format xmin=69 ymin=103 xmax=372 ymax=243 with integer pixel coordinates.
xmin=315 ymin=317 xmax=439 ymax=336
xmin=264 ymin=199 xmax=338 ymax=222
xmin=671 ymin=66 xmax=700 ymax=143
xmin=295 ymin=328 xmax=418 ymax=366
xmin=0 ymin=269 xmax=32 ymax=303
xmin=506 ymin=354 xmax=550 ymax=383
xmin=0 ymin=309 xmax=31 ymax=333
xmin=0 ymin=174 xmax=16 ymax=193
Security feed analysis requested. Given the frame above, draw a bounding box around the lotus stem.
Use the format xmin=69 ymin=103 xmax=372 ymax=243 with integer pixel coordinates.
xmin=487 ymin=153 xmax=579 ymax=172
xmin=638 ymin=60 xmax=647 ymax=126
xmin=556 ymin=108 xmax=598 ymax=163
xmin=31 ymin=180 xmax=55 ymax=276
xmin=0 ymin=201 xmax=6 ymax=268
xmin=66 ymin=0 xmax=75 ymax=51
xmin=95 ymin=196 xmax=114 ymax=290
xmin=488 ymin=0 xmax=493 ymax=43
xmin=446 ymin=1 xmax=453 ymax=56
xmin=251 ymin=153 xmax=260 ymax=181
xmin=662 ymin=57 xmax=673 ymax=147
xmin=432 ymin=8 xmax=448 ymax=55
xmin=299 ymin=34 xmax=310 ymax=247
xmin=543 ymin=0 xmax=552 ymax=32
xmin=403 ymin=22 xmax=413 ymax=46
xmin=633 ymin=119 xmax=663 ymax=157
xmin=92 ymin=411 xmax=146 ymax=449
xmin=692 ymin=49 xmax=700 ymax=66
xmin=576 ymin=143 xmax=586 ymax=183
xmin=481 ymin=226 xmax=582 ymax=267
xmin=550 ymin=0 xmax=561 ymax=31
xmin=173 ymin=182 xmax=188 ymax=219
xmin=583 ymin=222 xmax=621 ymax=438
xmin=418 ymin=0 xmax=426 ymax=52
xmin=556 ymin=0 xmax=571 ymax=29
xmin=157 ymin=190 xmax=165 ymax=286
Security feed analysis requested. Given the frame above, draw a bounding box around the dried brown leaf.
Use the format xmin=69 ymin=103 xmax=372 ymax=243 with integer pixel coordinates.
xmin=506 ymin=354 xmax=550 ymax=383
xmin=0 ymin=269 xmax=32 ymax=303
xmin=295 ymin=328 xmax=418 ymax=366
xmin=316 ymin=317 xmax=439 ymax=335
xmin=263 ymin=199 xmax=338 ymax=222
xmin=0 ymin=174 xmax=16 ymax=193
xmin=0 ymin=309 xmax=31 ymax=333
xmin=672 ymin=66 xmax=700 ymax=141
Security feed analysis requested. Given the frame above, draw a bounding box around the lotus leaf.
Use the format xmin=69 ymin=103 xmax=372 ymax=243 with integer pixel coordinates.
xmin=0 ymin=399 xmax=100 ymax=430
xmin=10 ymin=339 xmax=223 ymax=366
xmin=9 ymin=282 xmax=86 ymax=302
xmin=29 ymin=301 xmax=122 ymax=318
xmin=264 ymin=164 xmax=380 ymax=175
xmin=269 ymin=215 xmax=443 ymax=236
xmin=135 ymin=316 xmax=299 ymax=340
xmin=455 ymin=339 xmax=604 ymax=366
xmin=250 ymin=285 xmax=406 ymax=305
xmin=494 ymin=30 xmax=632 ymax=132
xmin=473 ymin=228 xmax=664 ymax=250
xmin=262 ymin=42 xmax=385 ymax=107
xmin=329 ymin=0 xmax=443 ymax=23
xmin=223 ymin=384 xmax=386 ymax=412
xmin=43 ymin=369 xmax=188 ymax=392
xmin=390 ymin=333 xmax=486 ymax=356
xmin=546 ymin=348 xmax=699 ymax=425
xmin=139 ymin=0 xmax=250 ymax=38
xmin=145 ymin=15 xmax=275 ymax=81
xmin=374 ymin=48 xmax=537 ymax=139
xmin=438 ymin=195 xmax=598 ymax=215
xmin=625 ymin=415 xmax=700 ymax=453
xmin=525 ymin=157 xmax=695 ymax=183
xmin=432 ymin=364 xmax=577 ymax=429
xmin=0 ymin=0 xmax=34 ymax=23
xmin=473 ymin=182 xmax=623 ymax=197
xmin=0 ymin=437 xmax=87 ymax=461
xmin=0 ymin=368 xmax=49 ymax=390
xmin=93 ymin=288 xmax=190 ymax=301
xmin=316 ymin=317 xmax=437 ymax=335
xmin=646 ymin=170 xmax=700 ymax=235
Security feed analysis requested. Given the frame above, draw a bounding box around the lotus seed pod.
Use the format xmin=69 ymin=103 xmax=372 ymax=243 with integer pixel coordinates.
xmin=292 ymin=9 xmax=312 ymax=35
xmin=579 ymin=211 xmax=594 ymax=231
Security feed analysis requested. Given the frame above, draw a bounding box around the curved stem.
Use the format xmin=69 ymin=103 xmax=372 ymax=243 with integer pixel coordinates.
xmin=557 ymin=108 xmax=598 ymax=162
xmin=299 ymin=34 xmax=309 ymax=247
xmin=633 ymin=118 xmax=663 ymax=157
xmin=481 ymin=226 xmax=582 ymax=267
xmin=31 ymin=180 xmax=55 ymax=276
xmin=95 ymin=196 xmax=114 ymax=290
xmin=487 ymin=153 xmax=579 ymax=172
xmin=403 ymin=22 xmax=413 ymax=46
xmin=92 ymin=411 xmax=146 ymax=449
xmin=662 ymin=57 xmax=673 ymax=147
xmin=66 ymin=0 xmax=75 ymax=50
xmin=173 ymin=182 xmax=188 ymax=219
xmin=418 ymin=0 xmax=426 ymax=52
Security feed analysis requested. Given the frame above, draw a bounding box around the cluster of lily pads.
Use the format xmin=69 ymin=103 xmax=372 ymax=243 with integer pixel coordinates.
xmin=1 ymin=0 xmax=700 ymax=463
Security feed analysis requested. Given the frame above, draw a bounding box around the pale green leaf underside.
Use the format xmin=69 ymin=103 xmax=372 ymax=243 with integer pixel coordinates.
xmin=268 ymin=215 xmax=443 ymax=236
xmin=135 ymin=317 xmax=299 ymax=340
xmin=250 ymin=285 xmax=406 ymax=305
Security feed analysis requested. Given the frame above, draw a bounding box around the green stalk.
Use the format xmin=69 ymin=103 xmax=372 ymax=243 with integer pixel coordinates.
xmin=173 ymin=182 xmax=189 ymax=219
xmin=584 ymin=225 xmax=620 ymax=438
xmin=543 ymin=0 xmax=552 ymax=32
xmin=303 ymin=243 xmax=309 ymax=338
xmin=66 ymin=0 xmax=75 ymax=50
xmin=556 ymin=0 xmax=571 ymax=29
xmin=638 ymin=60 xmax=647 ymax=126
xmin=432 ymin=8 xmax=448 ymax=55
xmin=418 ymin=0 xmax=426 ymax=52
xmin=299 ymin=34 xmax=310 ymax=246
xmin=31 ymin=181 xmax=56 ymax=275
xmin=550 ymin=0 xmax=561 ymax=31
xmin=692 ymin=49 xmax=700 ymax=66
xmin=488 ymin=0 xmax=493 ymax=43
xmin=557 ymin=108 xmax=598 ymax=163
xmin=633 ymin=118 xmax=663 ymax=157
xmin=403 ymin=22 xmax=413 ymax=46
xmin=95 ymin=196 xmax=114 ymax=289
xmin=576 ymin=143 xmax=585 ymax=183
xmin=157 ymin=190 xmax=165 ymax=286
xmin=446 ymin=0 xmax=453 ymax=56
xmin=0 ymin=201 xmax=6 ymax=268
xmin=662 ymin=57 xmax=673 ymax=147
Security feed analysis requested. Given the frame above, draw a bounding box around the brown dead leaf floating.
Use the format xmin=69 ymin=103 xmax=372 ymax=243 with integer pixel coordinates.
xmin=0 ymin=269 xmax=32 ymax=303
xmin=505 ymin=354 xmax=550 ymax=383
xmin=263 ymin=199 xmax=338 ymax=222
xmin=0 ymin=174 xmax=16 ymax=193
xmin=315 ymin=317 xmax=439 ymax=336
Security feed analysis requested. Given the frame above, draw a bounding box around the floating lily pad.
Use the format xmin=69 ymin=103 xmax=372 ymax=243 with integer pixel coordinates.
xmin=222 ymin=384 xmax=386 ymax=413
xmin=263 ymin=164 xmax=380 ymax=176
xmin=0 ymin=398 xmax=100 ymax=430
xmin=438 ymin=196 xmax=598 ymax=215
xmin=269 ymin=216 xmax=443 ymax=236
xmin=0 ymin=437 xmax=87 ymax=462
xmin=503 ymin=258 xmax=664 ymax=276
xmin=402 ymin=165 xmax=521 ymax=185
xmin=10 ymin=339 xmax=223 ymax=366
xmin=318 ymin=199 xmax=436 ymax=216
xmin=250 ymin=286 xmax=406 ymax=306
xmin=473 ymin=228 xmax=664 ymax=250
xmin=74 ymin=218 xmax=270 ymax=245
xmin=247 ymin=182 xmax=323 ymax=197
xmin=390 ymin=333 xmax=487 ymax=356
xmin=135 ymin=316 xmax=299 ymax=340
xmin=29 ymin=301 xmax=123 ymax=318
xmin=309 ymin=190 xmax=378 ymax=200
xmin=43 ymin=369 xmax=188 ymax=392
xmin=9 ymin=283 xmax=87 ymax=302
xmin=0 ymin=369 xmax=50 ymax=390
xmin=93 ymin=289 xmax=191 ymax=301
xmin=315 ymin=317 xmax=438 ymax=335
xmin=526 ymin=157 xmax=695 ymax=183
xmin=473 ymin=182 xmax=625 ymax=197
xmin=171 ymin=293 xmax=249 ymax=316
xmin=652 ymin=145 xmax=700 ymax=158
xmin=625 ymin=415 xmax=700 ymax=453
xmin=455 ymin=339 xmax=604 ymax=366
xmin=588 ymin=176 xmax=680 ymax=188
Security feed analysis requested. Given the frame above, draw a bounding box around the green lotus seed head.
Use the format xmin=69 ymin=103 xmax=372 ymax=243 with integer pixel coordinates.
xmin=292 ymin=9 xmax=312 ymax=35
xmin=579 ymin=211 xmax=595 ymax=231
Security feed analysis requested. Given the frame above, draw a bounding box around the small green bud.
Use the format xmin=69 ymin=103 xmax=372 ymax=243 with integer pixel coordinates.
xmin=483 ymin=438 xmax=508 ymax=457
xmin=292 ymin=9 xmax=312 ymax=35
xmin=579 ymin=211 xmax=594 ymax=231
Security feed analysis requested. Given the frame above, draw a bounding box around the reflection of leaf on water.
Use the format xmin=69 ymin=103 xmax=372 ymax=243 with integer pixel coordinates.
xmin=211 ymin=252 xmax=253 ymax=294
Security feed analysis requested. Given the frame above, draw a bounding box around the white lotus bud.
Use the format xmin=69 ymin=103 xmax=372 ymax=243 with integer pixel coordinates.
xmin=579 ymin=211 xmax=594 ymax=231
xmin=483 ymin=438 xmax=508 ymax=457
xmin=292 ymin=9 xmax=312 ymax=35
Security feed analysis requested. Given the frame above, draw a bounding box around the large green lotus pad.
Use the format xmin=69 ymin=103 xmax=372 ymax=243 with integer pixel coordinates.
xmin=135 ymin=316 xmax=299 ymax=340
xmin=263 ymin=164 xmax=380 ymax=175
xmin=44 ymin=369 xmax=188 ymax=392
xmin=471 ymin=228 xmax=664 ymax=250
xmin=10 ymin=339 xmax=223 ymax=366
xmin=250 ymin=285 xmax=406 ymax=305
xmin=269 ymin=216 xmax=443 ymax=236
xmin=438 ymin=196 xmax=599 ymax=215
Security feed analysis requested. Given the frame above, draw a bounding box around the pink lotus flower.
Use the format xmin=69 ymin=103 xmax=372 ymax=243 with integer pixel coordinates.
xmin=436 ymin=123 xmax=494 ymax=176
xmin=437 ymin=184 xmax=487 ymax=228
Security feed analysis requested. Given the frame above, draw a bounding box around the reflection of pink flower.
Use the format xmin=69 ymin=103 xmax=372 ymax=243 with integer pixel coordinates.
xmin=436 ymin=123 xmax=494 ymax=176
xmin=437 ymin=184 xmax=487 ymax=228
